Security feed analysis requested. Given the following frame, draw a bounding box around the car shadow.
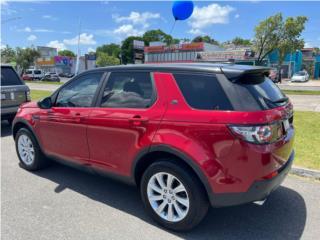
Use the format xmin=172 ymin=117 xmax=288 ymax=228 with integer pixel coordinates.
xmin=32 ymin=162 xmax=307 ymax=240
xmin=1 ymin=121 xmax=13 ymax=137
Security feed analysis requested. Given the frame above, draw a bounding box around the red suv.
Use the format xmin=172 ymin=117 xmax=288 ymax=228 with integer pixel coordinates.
xmin=13 ymin=63 xmax=294 ymax=231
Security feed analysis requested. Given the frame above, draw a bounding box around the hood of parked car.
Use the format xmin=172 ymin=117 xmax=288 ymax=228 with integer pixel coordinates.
xmin=291 ymin=75 xmax=305 ymax=80
xmin=20 ymin=101 xmax=38 ymax=108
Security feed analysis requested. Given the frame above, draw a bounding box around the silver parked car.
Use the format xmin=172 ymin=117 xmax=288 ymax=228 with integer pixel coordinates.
xmin=291 ymin=71 xmax=309 ymax=82
xmin=1 ymin=64 xmax=31 ymax=124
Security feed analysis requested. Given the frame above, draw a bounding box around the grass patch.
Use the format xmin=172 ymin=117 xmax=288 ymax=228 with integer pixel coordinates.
xmin=25 ymin=80 xmax=63 ymax=85
xmin=294 ymin=111 xmax=320 ymax=170
xmin=30 ymin=90 xmax=53 ymax=101
xmin=283 ymin=90 xmax=320 ymax=95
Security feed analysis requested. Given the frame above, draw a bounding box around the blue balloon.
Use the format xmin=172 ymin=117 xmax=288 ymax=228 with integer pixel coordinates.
xmin=172 ymin=1 xmax=194 ymax=21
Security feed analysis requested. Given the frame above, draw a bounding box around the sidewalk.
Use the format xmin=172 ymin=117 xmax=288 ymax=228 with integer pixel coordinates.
xmin=278 ymin=79 xmax=320 ymax=91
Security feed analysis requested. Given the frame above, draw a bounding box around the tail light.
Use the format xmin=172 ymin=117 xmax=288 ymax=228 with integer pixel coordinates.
xmin=26 ymin=91 xmax=31 ymax=102
xmin=229 ymin=122 xmax=283 ymax=144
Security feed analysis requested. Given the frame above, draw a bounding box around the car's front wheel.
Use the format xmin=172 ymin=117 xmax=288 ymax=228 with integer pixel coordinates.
xmin=140 ymin=161 xmax=209 ymax=231
xmin=15 ymin=128 xmax=50 ymax=171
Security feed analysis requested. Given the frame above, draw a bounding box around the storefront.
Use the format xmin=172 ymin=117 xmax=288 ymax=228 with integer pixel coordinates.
xmin=35 ymin=46 xmax=57 ymax=73
xmin=144 ymin=42 xmax=223 ymax=63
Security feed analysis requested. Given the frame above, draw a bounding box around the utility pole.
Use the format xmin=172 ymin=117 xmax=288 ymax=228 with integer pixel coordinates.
xmin=75 ymin=19 xmax=81 ymax=75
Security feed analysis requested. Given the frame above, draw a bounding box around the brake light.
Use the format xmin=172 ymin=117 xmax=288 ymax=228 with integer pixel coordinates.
xmin=229 ymin=122 xmax=283 ymax=144
xmin=26 ymin=91 xmax=31 ymax=102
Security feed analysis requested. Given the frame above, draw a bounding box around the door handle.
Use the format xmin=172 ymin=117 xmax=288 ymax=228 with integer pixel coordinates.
xmin=128 ymin=115 xmax=149 ymax=126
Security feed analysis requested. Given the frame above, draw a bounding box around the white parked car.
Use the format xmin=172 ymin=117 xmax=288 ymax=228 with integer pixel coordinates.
xmin=25 ymin=69 xmax=44 ymax=80
xmin=291 ymin=71 xmax=309 ymax=82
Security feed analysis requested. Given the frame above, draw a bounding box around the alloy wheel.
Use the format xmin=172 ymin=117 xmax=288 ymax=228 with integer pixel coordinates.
xmin=17 ymin=134 xmax=35 ymax=165
xmin=147 ymin=172 xmax=190 ymax=222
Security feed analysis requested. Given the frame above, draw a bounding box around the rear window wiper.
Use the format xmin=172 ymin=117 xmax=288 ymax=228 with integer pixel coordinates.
xmin=262 ymin=97 xmax=288 ymax=108
xmin=272 ymin=97 xmax=289 ymax=103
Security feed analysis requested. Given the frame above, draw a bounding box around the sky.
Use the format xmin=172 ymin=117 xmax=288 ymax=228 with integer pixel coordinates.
xmin=1 ymin=0 xmax=320 ymax=54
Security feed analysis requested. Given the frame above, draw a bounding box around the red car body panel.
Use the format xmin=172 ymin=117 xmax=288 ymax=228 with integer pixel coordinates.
xmin=14 ymin=68 xmax=295 ymax=203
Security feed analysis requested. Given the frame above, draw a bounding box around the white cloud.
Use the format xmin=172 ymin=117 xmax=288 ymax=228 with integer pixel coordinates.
xmin=34 ymin=28 xmax=53 ymax=33
xmin=87 ymin=47 xmax=95 ymax=53
xmin=24 ymin=27 xmax=32 ymax=32
xmin=0 ymin=0 xmax=8 ymax=5
xmin=235 ymin=14 xmax=240 ymax=19
xmin=47 ymin=40 xmax=66 ymax=50
xmin=0 ymin=38 xmax=5 ymax=50
xmin=63 ymin=33 xmax=96 ymax=45
xmin=188 ymin=28 xmax=203 ymax=35
xmin=188 ymin=3 xmax=235 ymax=34
xmin=42 ymin=15 xmax=57 ymax=21
xmin=113 ymin=11 xmax=160 ymax=28
xmin=27 ymin=34 xmax=37 ymax=41
xmin=17 ymin=27 xmax=54 ymax=33
xmin=113 ymin=24 xmax=143 ymax=37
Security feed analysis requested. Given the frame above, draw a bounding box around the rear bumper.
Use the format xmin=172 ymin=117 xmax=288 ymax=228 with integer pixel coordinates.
xmin=210 ymin=150 xmax=294 ymax=207
xmin=1 ymin=105 xmax=19 ymax=116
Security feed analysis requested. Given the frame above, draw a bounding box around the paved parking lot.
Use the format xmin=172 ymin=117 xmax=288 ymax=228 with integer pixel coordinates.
xmin=1 ymin=122 xmax=320 ymax=240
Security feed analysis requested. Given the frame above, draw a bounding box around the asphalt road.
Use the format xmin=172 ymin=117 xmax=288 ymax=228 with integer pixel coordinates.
xmin=1 ymin=121 xmax=320 ymax=240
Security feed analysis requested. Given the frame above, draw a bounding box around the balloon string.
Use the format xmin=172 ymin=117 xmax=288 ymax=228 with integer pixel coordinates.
xmin=169 ymin=20 xmax=176 ymax=36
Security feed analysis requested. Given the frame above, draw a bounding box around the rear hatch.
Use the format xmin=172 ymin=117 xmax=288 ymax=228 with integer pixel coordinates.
xmin=1 ymin=66 xmax=30 ymax=108
xmin=222 ymin=67 xmax=294 ymax=170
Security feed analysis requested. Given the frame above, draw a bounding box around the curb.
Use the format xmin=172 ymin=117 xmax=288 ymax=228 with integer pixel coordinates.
xmin=290 ymin=166 xmax=320 ymax=180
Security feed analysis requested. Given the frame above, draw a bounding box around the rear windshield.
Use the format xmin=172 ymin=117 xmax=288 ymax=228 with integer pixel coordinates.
xmin=1 ymin=67 xmax=23 ymax=86
xmin=236 ymin=76 xmax=287 ymax=110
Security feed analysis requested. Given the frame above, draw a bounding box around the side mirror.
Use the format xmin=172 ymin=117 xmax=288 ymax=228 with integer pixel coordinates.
xmin=38 ymin=97 xmax=52 ymax=109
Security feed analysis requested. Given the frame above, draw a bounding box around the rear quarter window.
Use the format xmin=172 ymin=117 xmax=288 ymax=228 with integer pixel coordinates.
xmin=173 ymin=73 xmax=233 ymax=110
xmin=1 ymin=67 xmax=23 ymax=86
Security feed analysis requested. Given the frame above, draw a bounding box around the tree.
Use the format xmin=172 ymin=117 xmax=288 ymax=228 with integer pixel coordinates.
xmin=1 ymin=45 xmax=16 ymax=63
xmin=253 ymin=13 xmax=282 ymax=63
xmin=231 ymin=37 xmax=252 ymax=46
xmin=58 ymin=50 xmax=76 ymax=57
xmin=121 ymin=36 xmax=144 ymax=64
xmin=142 ymin=29 xmax=175 ymax=46
xmin=192 ymin=35 xmax=219 ymax=45
xmin=15 ymin=47 xmax=40 ymax=73
xmin=253 ymin=13 xmax=307 ymax=65
xmin=96 ymin=52 xmax=120 ymax=66
xmin=277 ymin=16 xmax=308 ymax=71
xmin=96 ymin=43 xmax=120 ymax=59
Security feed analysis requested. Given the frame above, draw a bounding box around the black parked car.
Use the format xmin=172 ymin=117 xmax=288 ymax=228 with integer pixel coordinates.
xmin=1 ymin=64 xmax=30 ymax=124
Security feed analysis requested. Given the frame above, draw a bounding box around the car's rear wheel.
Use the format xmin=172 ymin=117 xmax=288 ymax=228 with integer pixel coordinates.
xmin=140 ymin=161 xmax=209 ymax=231
xmin=15 ymin=128 xmax=50 ymax=171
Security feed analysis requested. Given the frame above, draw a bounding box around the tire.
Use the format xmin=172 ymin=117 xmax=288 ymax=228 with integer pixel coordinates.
xmin=15 ymin=128 xmax=50 ymax=171
xmin=140 ymin=160 xmax=209 ymax=231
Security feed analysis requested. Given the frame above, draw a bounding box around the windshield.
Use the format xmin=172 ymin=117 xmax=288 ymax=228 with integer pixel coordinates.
xmin=1 ymin=67 xmax=24 ymax=86
xmin=294 ymin=72 xmax=306 ymax=76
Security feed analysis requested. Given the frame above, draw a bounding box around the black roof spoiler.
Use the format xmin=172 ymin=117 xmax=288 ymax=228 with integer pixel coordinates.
xmin=221 ymin=67 xmax=271 ymax=83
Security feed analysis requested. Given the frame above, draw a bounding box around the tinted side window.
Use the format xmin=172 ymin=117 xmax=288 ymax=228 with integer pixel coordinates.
xmin=100 ymin=72 xmax=155 ymax=108
xmin=55 ymin=72 xmax=102 ymax=107
xmin=173 ymin=73 xmax=233 ymax=110
xmin=1 ymin=67 xmax=23 ymax=86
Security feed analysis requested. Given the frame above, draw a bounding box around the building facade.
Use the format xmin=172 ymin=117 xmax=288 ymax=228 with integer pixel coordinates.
xmin=144 ymin=42 xmax=224 ymax=63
